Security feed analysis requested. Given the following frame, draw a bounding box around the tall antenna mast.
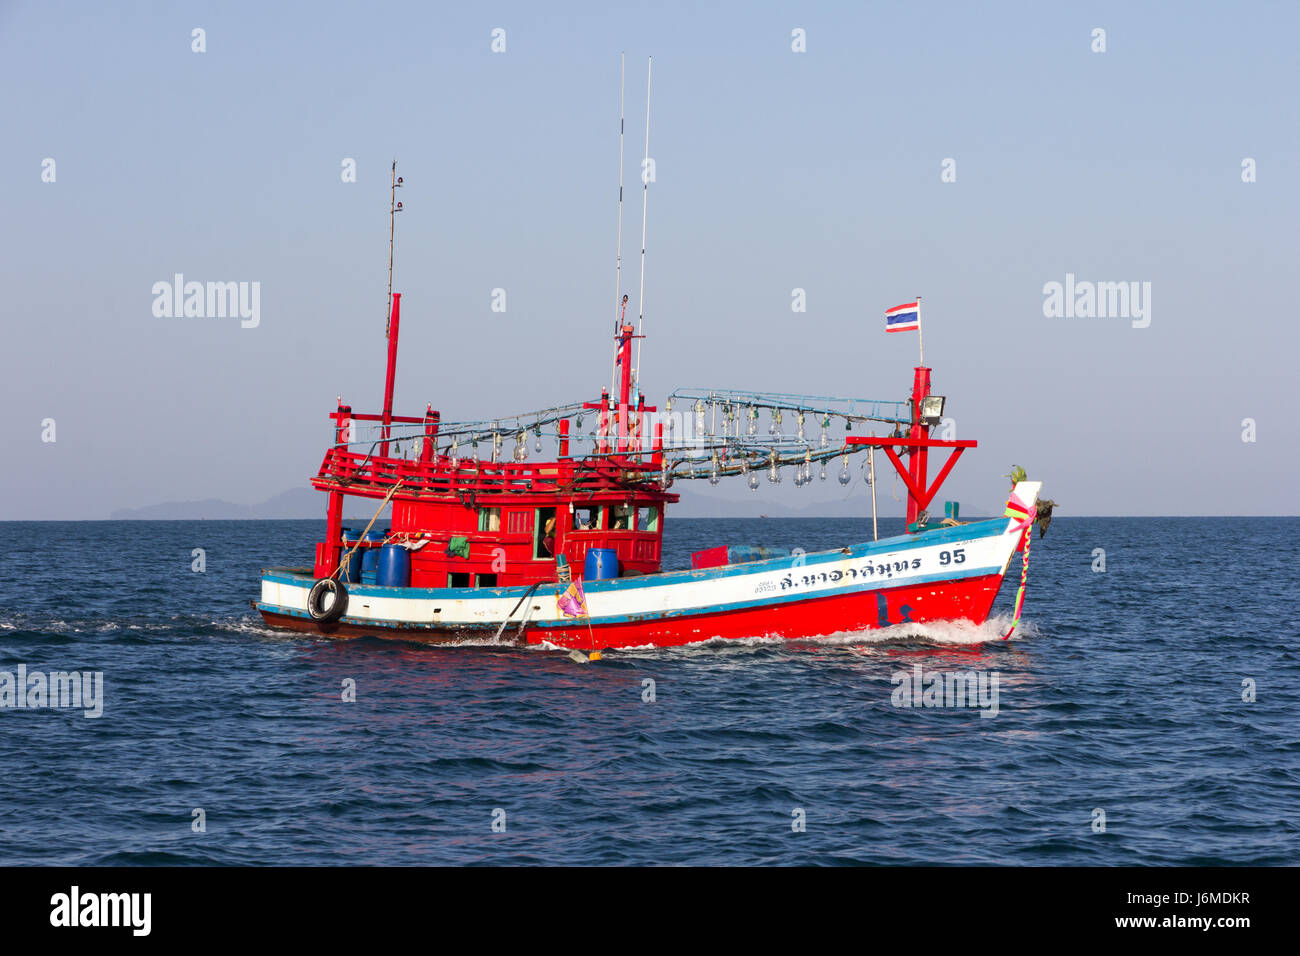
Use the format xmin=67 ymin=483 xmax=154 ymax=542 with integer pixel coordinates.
xmin=609 ymin=53 xmax=627 ymax=403
xmin=386 ymin=159 xmax=403 ymax=337
xmin=634 ymin=56 xmax=652 ymax=394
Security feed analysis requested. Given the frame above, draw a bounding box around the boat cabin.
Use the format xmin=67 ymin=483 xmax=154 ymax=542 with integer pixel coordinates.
xmin=310 ymin=393 xmax=677 ymax=589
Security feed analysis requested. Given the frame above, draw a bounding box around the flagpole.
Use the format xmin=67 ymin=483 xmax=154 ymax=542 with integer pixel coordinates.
xmin=916 ymin=295 xmax=924 ymax=367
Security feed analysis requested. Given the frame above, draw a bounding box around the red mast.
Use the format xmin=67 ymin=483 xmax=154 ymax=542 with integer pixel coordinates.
xmin=617 ymin=321 xmax=634 ymax=452
xmin=906 ymin=366 xmax=931 ymax=527
xmin=846 ymin=366 xmax=975 ymax=530
xmin=381 ymin=292 xmax=401 ymax=458
xmin=381 ymin=160 xmax=403 ymax=459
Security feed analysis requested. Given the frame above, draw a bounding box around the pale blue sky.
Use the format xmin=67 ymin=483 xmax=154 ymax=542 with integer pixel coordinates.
xmin=2 ymin=0 xmax=1296 ymax=518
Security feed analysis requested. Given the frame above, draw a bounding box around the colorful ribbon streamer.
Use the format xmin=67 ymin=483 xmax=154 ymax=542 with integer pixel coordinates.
xmin=1001 ymin=491 xmax=1037 ymax=640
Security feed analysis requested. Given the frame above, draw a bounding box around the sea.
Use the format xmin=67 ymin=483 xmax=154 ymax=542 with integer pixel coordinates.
xmin=0 ymin=517 xmax=1295 ymax=866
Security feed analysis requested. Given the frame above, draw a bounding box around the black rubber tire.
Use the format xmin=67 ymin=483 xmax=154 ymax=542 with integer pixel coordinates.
xmin=307 ymin=578 xmax=348 ymax=623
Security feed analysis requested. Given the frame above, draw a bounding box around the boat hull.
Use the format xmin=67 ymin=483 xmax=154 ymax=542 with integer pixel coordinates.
xmin=257 ymin=569 xmax=1009 ymax=646
xmin=254 ymin=482 xmax=1039 ymax=649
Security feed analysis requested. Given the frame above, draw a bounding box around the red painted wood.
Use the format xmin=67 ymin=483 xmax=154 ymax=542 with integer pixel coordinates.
xmin=420 ymin=404 xmax=438 ymax=464
xmin=522 ymin=572 xmax=1007 ymax=650
xmin=317 ymin=490 xmax=343 ymax=577
xmin=381 ymin=292 xmax=401 ymax=457
xmin=691 ymin=546 xmax=730 ymax=570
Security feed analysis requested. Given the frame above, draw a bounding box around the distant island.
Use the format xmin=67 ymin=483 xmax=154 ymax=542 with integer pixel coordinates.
xmin=111 ymin=488 xmax=343 ymax=520
xmin=109 ymin=485 xmax=937 ymax=520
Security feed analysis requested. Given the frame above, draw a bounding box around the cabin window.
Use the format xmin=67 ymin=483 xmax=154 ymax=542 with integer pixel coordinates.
xmin=571 ymin=505 xmax=602 ymax=531
xmin=448 ymin=572 xmax=471 ymax=588
xmin=476 ymin=573 xmax=498 ymax=587
xmin=507 ymin=511 xmax=532 ymax=534
xmin=611 ymin=504 xmax=656 ymax=531
xmin=478 ymin=507 xmax=501 ymax=532
xmin=534 ymin=507 xmax=557 ymax=559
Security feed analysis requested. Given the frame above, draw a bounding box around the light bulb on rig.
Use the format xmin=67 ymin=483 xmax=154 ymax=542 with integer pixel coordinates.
xmin=748 ymin=406 xmax=758 ymax=436
xmin=768 ymin=451 xmax=781 ymax=484
xmin=797 ymin=411 xmax=806 ymax=441
xmin=491 ymin=432 xmax=502 ymax=463
xmin=514 ymin=430 xmax=527 ymax=461
xmin=709 ymin=453 xmax=720 ymax=486
xmin=820 ymin=459 xmax=828 ymax=481
xmin=450 ymin=439 xmax=459 ymax=469
xmin=694 ymin=400 xmax=706 ymax=439
xmin=820 ymin=416 xmax=830 ymax=448
xmin=839 ymin=455 xmax=852 ymax=486
xmin=749 ymin=470 xmax=760 ymax=490
xmin=664 ymin=398 xmax=673 ymax=433
xmin=533 ymin=426 xmax=543 ymax=454
xmin=770 ymin=409 xmax=783 ymax=437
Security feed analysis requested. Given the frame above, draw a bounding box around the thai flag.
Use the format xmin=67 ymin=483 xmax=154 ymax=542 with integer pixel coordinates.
xmin=885 ymin=301 xmax=920 ymax=333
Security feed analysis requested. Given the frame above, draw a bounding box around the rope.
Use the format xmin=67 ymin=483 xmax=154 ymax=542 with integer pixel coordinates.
xmin=494 ymin=582 xmax=542 ymax=642
xmin=333 ymin=479 xmax=405 ymax=581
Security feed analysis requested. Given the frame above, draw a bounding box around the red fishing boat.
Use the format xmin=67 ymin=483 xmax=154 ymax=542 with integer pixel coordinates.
xmin=254 ymin=307 xmax=1044 ymax=649
xmin=254 ymin=273 xmax=1046 ymax=651
xmin=255 ymin=68 xmax=1048 ymax=652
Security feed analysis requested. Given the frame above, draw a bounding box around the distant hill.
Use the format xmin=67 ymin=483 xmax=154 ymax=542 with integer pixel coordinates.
xmin=109 ymin=484 xmax=985 ymax=521
xmin=110 ymin=488 xmax=367 ymax=520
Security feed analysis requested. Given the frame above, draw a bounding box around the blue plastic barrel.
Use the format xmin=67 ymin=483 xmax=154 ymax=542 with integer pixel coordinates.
xmin=584 ymin=547 xmax=619 ymax=580
xmin=360 ymin=530 xmax=385 ymax=584
xmin=377 ymin=543 xmax=411 ymax=587
xmin=340 ymin=529 xmax=362 ymax=583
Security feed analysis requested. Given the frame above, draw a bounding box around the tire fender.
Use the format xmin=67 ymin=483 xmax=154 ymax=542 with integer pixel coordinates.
xmin=307 ymin=578 xmax=348 ymax=623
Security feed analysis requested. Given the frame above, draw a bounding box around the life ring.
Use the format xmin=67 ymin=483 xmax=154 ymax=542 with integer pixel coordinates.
xmin=307 ymin=578 xmax=348 ymax=623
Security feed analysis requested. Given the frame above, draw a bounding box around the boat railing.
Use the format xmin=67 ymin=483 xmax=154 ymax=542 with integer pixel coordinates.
xmin=331 ymin=403 xmax=665 ymax=463
xmin=315 ymin=445 xmax=666 ymax=498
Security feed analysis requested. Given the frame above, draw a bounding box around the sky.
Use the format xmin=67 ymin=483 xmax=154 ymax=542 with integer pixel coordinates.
xmin=2 ymin=0 xmax=1297 ymax=519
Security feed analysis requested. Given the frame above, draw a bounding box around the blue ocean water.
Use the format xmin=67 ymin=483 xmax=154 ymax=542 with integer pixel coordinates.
xmin=0 ymin=517 xmax=1295 ymax=866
